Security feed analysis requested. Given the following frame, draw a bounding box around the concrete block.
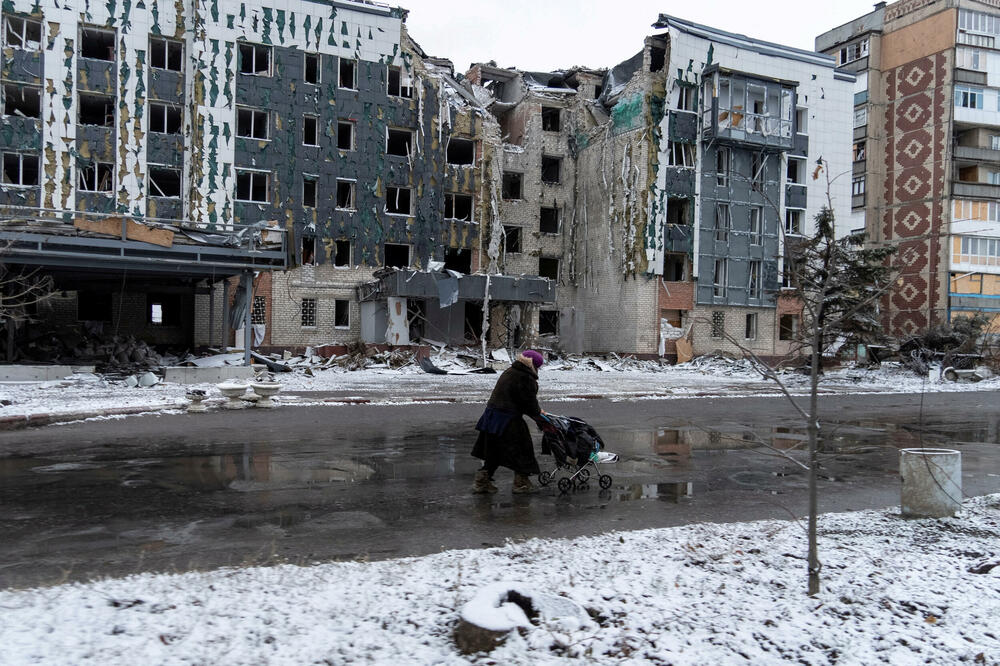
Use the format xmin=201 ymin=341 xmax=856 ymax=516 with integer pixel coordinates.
xmin=162 ymin=366 xmax=255 ymax=384
xmin=0 ymin=366 xmax=96 ymax=381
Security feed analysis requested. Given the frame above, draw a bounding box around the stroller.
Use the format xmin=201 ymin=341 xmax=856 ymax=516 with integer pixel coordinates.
xmin=536 ymin=413 xmax=619 ymax=493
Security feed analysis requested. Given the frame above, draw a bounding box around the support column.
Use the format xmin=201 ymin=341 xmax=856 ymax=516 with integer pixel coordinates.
xmin=222 ymin=279 xmax=230 ymax=351
xmin=243 ymin=270 xmax=253 ymax=367
xmin=208 ymin=281 xmax=216 ymax=349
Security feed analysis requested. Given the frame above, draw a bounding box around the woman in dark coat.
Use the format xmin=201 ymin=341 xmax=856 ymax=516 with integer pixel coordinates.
xmin=471 ymin=350 xmax=545 ymax=494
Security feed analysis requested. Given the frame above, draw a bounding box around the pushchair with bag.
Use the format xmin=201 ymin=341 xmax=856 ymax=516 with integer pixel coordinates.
xmin=536 ymin=413 xmax=619 ymax=493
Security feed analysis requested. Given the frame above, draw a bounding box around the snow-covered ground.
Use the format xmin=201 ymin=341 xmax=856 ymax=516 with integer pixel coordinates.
xmin=2 ymin=495 xmax=997 ymax=664
xmin=2 ymin=358 xmax=999 ymax=423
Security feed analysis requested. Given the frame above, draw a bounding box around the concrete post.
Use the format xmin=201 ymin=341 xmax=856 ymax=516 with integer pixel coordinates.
xmin=243 ymin=271 xmax=252 ymax=367
xmin=221 ymin=280 xmax=230 ymax=351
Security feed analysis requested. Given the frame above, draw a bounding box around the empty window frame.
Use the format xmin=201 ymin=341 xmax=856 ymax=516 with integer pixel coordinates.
xmin=749 ymin=206 xmax=763 ymax=245
xmin=662 ymin=252 xmax=687 ymax=281
xmin=666 ymin=197 xmax=689 ymax=226
xmin=300 ymin=297 xmax=317 ymax=327
xmin=779 ymin=313 xmax=799 ymax=340
xmin=238 ymin=43 xmax=271 ymax=75
xmin=385 ymin=186 xmax=411 ymax=215
xmin=336 ymin=179 xmax=355 ymax=210
xmin=302 ymin=176 xmax=317 ymax=208
xmin=745 ymin=313 xmax=758 ymax=340
xmin=711 ymin=310 xmax=725 ymax=338
xmin=301 ymin=236 xmax=316 ymax=266
xmin=838 ymin=39 xmax=869 ymax=65
xmin=150 ymin=37 xmax=183 ymax=71
xmin=387 ymin=128 xmax=413 ymax=157
xmin=539 ymin=206 xmax=559 ymax=233
xmin=541 ymin=106 xmax=561 ymax=131
xmin=502 ymin=172 xmax=522 ymax=199
xmin=677 ymin=84 xmax=696 ymax=112
xmin=334 ymin=299 xmax=350 ymax=328
xmin=853 ymin=141 xmax=866 ymax=162
xmin=4 ymin=16 xmax=41 ymax=50
xmin=383 ymin=243 xmax=410 ymax=267
xmin=782 ymin=257 xmax=802 ymax=288
xmin=445 ymin=193 xmax=473 ymax=221
xmin=235 ymin=169 xmax=269 ymax=203
xmin=748 ymin=260 xmax=762 ymax=299
xmin=541 ymin=155 xmax=561 ymax=184
xmin=337 ymin=121 xmax=355 ymax=150
xmin=538 ymin=257 xmax=559 ymax=280
xmin=786 ymin=157 xmax=805 ymax=185
xmin=1 ymin=152 xmax=38 ymax=186
xmin=334 ymin=239 xmax=351 ymax=267
xmin=80 ymin=27 xmax=115 ymax=61
xmin=785 ymin=209 xmax=803 ymax=235
xmin=148 ymin=293 xmax=181 ymax=326
xmin=715 ymin=203 xmax=731 ymax=242
xmin=78 ymin=93 xmax=114 ymax=126
xmin=750 ymin=153 xmax=765 ymax=190
xmin=339 ymin=58 xmax=356 ymax=89
xmin=236 ymin=107 xmax=268 ymax=139
xmin=795 ymin=107 xmax=808 ymax=135
xmin=713 ymin=259 xmax=728 ymax=298
xmin=3 ymin=83 xmax=40 ymax=118
xmin=303 ymin=114 xmax=319 ymax=146
xmin=716 ymin=147 xmax=730 ymax=186
xmin=538 ymin=309 xmax=559 ymax=336
xmin=667 ymin=142 xmax=695 ymax=167
xmin=444 ymin=247 xmax=471 ymax=273
xmin=503 ymin=225 xmax=521 ymax=253
xmin=148 ymin=166 xmax=181 ymax=198
xmin=78 ymin=161 xmax=113 ymax=192
xmin=447 ymin=138 xmax=475 ymax=165
xmin=304 ymin=53 xmax=320 ymax=85
xmin=149 ymin=102 xmax=182 ymax=134
xmin=387 ymin=65 xmax=412 ymax=97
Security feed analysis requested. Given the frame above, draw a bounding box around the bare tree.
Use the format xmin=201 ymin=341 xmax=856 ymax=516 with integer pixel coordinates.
xmin=1 ymin=244 xmax=56 ymax=361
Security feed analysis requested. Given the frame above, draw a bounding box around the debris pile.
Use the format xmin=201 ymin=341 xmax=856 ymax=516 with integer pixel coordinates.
xmin=17 ymin=324 xmax=181 ymax=374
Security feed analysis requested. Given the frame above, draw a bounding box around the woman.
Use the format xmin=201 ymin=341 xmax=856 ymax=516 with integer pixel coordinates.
xmin=471 ymin=349 xmax=545 ymax=494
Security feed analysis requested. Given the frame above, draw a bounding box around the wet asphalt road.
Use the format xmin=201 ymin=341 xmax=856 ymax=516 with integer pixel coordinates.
xmin=1 ymin=391 xmax=999 ymax=589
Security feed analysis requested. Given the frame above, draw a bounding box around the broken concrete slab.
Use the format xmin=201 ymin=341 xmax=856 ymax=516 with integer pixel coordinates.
xmin=162 ymin=366 xmax=255 ymax=385
xmin=0 ymin=366 xmax=97 ymax=381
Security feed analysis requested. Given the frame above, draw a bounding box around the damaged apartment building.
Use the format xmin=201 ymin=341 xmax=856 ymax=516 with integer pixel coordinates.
xmin=470 ymin=16 xmax=853 ymax=359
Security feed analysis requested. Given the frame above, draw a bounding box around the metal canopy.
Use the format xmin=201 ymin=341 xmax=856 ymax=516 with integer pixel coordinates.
xmin=358 ymin=269 xmax=556 ymax=304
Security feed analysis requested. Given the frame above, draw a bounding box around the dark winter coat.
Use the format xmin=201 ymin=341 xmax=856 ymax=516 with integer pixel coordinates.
xmin=472 ymin=360 xmax=542 ymax=475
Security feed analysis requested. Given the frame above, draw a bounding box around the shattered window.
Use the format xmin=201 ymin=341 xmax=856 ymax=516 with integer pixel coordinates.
xmin=786 ymin=157 xmax=805 ymax=185
xmin=538 ymin=257 xmax=559 ymax=280
xmin=715 ymin=203 xmax=731 ymax=243
xmin=444 ymin=247 xmax=471 ymax=273
xmin=335 ymin=299 xmax=350 ymax=328
xmin=2 ymin=152 xmax=38 ymax=186
xmin=541 ymin=106 xmax=561 ymax=132
xmin=541 ymin=156 xmax=561 ymax=184
xmin=445 ymin=193 xmax=473 ymax=221
xmin=663 ymin=253 xmax=687 ymax=281
xmin=716 ymin=148 xmax=730 ymax=186
xmin=502 ymin=172 xmax=522 ymax=200
xmin=711 ymin=310 xmax=725 ymax=337
xmin=3 ymin=83 xmax=41 ymax=118
xmin=304 ymin=53 xmax=320 ymax=85
xmin=383 ymin=243 xmax=410 ymax=268
xmin=749 ymin=206 xmax=763 ymax=245
xmin=750 ymin=153 xmax=765 ymax=191
xmin=235 ymin=169 xmax=269 ymax=203
xmin=539 ymin=206 xmax=559 ymax=233
xmin=785 ymin=209 xmax=803 ymax=236
xmin=302 ymin=176 xmax=317 ymax=208
xmin=387 ymin=128 xmax=413 ymax=157
xmin=339 ymin=58 xmax=356 ymax=89
xmin=447 ymin=139 xmax=475 ymax=166
xmin=666 ymin=198 xmax=689 ymax=226
xmin=4 ymin=16 xmax=41 ymax=50
xmin=677 ymin=85 xmax=696 ymax=112
xmin=503 ymin=226 xmax=521 ymax=254
xmin=854 ymin=141 xmax=866 ymax=161
xmin=385 ymin=186 xmax=411 ymax=215
xmin=149 ymin=102 xmax=182 ymax=134
xmin=334 ymin=240 xmax=351 ymax=267
xmin=300 ymin=298 xmax=317 ymax=327
xmin=237 ymin=107 xmax=268 ymax=140
xmin=745 ymin=313 xmax=757 ymax=340
xmin=238 ymin=43 xmax=271 ymax=76
xmin=667 ymin=142 xmax=695 ymax=167
xmin=78 ymin=93 xmax=115 ymax=126
xmin=336 ymin=179 xmax=355 ymax=210
xmin=150 ymin=37 xmax=183 ymax=71
xmin=713 ymin=261 xmax=728 ymax=298
xmin=796 ymin=108 xmax=808 ymax=135
xmin=337 ymin=121 xmax=355 ymax=150
xmin=301 ymin=236 xmax=316 ymax=266
xmin=80 ymin=27 xmax=116 ymax=61
xmin=779 ymin=314 xmax=799 ymax=341
xmin=387 ymin=66 xmax=412 ymax=97
xmin=148 ymin=166 xmax=181 ymax=198
xmin=78 ymin=161 xmax=113 ymax=192
xmin=539 ymin=310 xmax=559 ymax=336
xmin=303 ymin=115 xmax=319 ymax=146
xmin=748 ymin=260 xmax=762 ymax=299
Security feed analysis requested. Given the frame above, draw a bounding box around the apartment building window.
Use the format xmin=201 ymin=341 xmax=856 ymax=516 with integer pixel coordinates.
xmin=301 ymin=236 xmax=316 ymax=266
xmin=539 ymin=310 xmax=559 ymax=336
xmin=387 ymin=128 xmax=413 ymax=156
xmin=302 ymin=176 xmax=317 ymax=208
xmin=148 ymin=294 xmax=181 ymax=326
xmin=750 ymin=153 xmax=764 ymax=191
xmin=786 ymin=157 xmax=805 ymax=185
xmin=337 ymin=121 xmax=355 ymax=150
xmin=716 ymin=147 xmax=730 ymax=186
xmin=745 ymin=313 xmax=757 ymax=340
xmin=1 ymin=152 xmax=38 ymax=186
xmin=503 ymin=226 xmax=521 ymax=253
xmin=444 ymin=248 xmax=472 ymax=274
xmin=336 ymin=179 xmax=355 ymax=210
xmin=539 ymin=257 xmax=559 ymax=280
xmin=852 ymin=176 xmax=866 ymax=196
xmin=663 ymin=252 xmax=687 ymax=281
xmin=383 ymin=243 xmax=410 ymax=268
xmin=238 ymin=43 xmax=271 ymax=75
xmin=668 ymin=142 xmax=695 ymax=167
xmin=502 ymin=172 xmax=522 ymax=199
xmin=300 ymin=298 xmax=317 ymax=327
xmin=541 ymin=106 xmax=561 ymax=131
xmin=387 ymin=66 xmax=412 ymax=97
xmin=304 ymin=53 xmax=320 ymax=85
xmin=447 ymin=139 xmax=475 ymax=165
xmin=838 ymin=38 xmax=869 ymax=65
xmin=959 ymin=31 xmax=995 ymax=48
xmin=715 ymin=203 xmax=731 ymax=242
xmin=335 ymin=299 xmax=350 ymax=328
xmin=303 ymin=115 xmax=319 ymax=146
xmin=677 ymin=84 xmax=696 ymax=112
xmin=854 ymin=141 xmax=866 ymax=161
xmin=853 ymin=107 xmax=867 ymax=128
xmin=148 ymin=166 xmax=181 ymax=198
xmin=713 ymin=260 xmax=728 ymax=298
xmin=235 ymin=169 xmax=269 ymax=202
xmin=4 ymin=16 xmax=41 ymax=50
xmin=988 ymin=170 xmax=1000 ymax=185
xmin=782 ymin=256 xmax=802 ymax=288
xmin=711 ymin=311 xmax=725 ymax=338
xmin=334 ymin=239 xmax=351 ymax=267
xmin=78 ymin=93 xmax=114 ymax=126
xmin=795 ymin=107 xmax=808 ymax=135
xmin=149 ymin=102 xmax=182 ymax=134
xmin=540 ymin=206 xmax=559 ymax=233
xmin=78 ymin=162 xmax=113 ymax=192
xmin=992 ymin=135 xmax=1000 ymax=150
xmin=80 ymin=27 xmax=115 ymax=61
xmin=779 ymin=313 xmax=799 ymax=341
xmin=150 ymin=37 xmax=182 ymax=71
xmin=956 ymin=85 xmax=984 ymax=109
xmin=339 ymin=58 xmax=356 ymax=89
xmin=237 ymin=107 xmax=268 ymax=140
xmin=541 ymin=155 xmax=561 ymax=184
xmin=445 ymin=193 xmax=473 ymax=221
xmin=785 ymin=209 xmax=803 ymax=236
xmin=958 ymin=235 xmax=1000 ymax=264
xmin=3 ymin=83 xmax=40 ymax=118
xmin=749 ymin=206 xmax=763 ymax=245
xmin=251 ymin=296 xmax=267 ymax=325
xmin=957 ymin=47 xmax=983 ymax=71
xmin=748 ymin=260 xmax=762 ymax=299
xmin=385 ymin=186 xmax=411 ymax=215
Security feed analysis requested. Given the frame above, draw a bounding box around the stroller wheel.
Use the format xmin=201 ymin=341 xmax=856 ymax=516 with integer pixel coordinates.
xmin=557 ymin=477 xmax=572 ymax=494
xmin=577 ymin=467 xmax=590 ymax=482
xmin=599 ymin=474 xmax=613 ymax=490
xmin=538 ymin=471 xmax=552 ymax=486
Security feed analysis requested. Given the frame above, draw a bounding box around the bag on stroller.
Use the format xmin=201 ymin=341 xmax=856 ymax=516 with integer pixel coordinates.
xmin=536 ymin=413 xmax=617 ymax=493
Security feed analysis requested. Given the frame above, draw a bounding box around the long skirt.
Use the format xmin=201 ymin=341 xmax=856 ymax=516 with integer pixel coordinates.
xmin=471 ymin=417 xmax=540 ymax=475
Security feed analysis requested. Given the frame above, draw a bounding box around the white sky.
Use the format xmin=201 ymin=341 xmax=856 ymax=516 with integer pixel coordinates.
xmin=399 ymin=1 xmax=881 ymax=73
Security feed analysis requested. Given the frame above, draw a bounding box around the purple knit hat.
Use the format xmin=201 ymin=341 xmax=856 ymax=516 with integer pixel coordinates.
xmin=521 ymin=349 xmax=544 ymax=369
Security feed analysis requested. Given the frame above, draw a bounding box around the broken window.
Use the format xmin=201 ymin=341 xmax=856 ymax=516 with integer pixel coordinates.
xmin=541 ymin=106 xmax=561 ymax=132
xmin=301 ymin=236 xmax=316 ymax=266
xmin=304 ymin=53 xmax=320 ymax=85
xmin=662 ymin=252 xmax=687 ymax=281
xmin=667 ymin=142 xmax=695 ymax=167
xmin=78 ymin=161 xmax=113 ymax=192
xmin=666 ymin=198 xmax=689 ymax=226
xmin=445 ymin=193 xmax=473 ymax=221
xmin=150 ymin=37 xmax=183 ymax=71
xmin=677 ymin=85 xmax=696 ymax=112
xmin=750 ymin=153 xmax=765 ymax=190
xmin=745 ymin=313 xmax=757 ymax=340
xmin=711 ymin=311 xmax=725 ymax=338
xmin=785 ymin=209 xmax=803 ymax=235
xmin=447 ymin=139 xmax=475 ymax=166
xmin=148 ymin=166 xmax=181 ymax=198
xmin=502 ymin=172 xmax=522 ymax=199
xmin=77 ymin=291 xmax=112 ymax=321
xmin=251 ymin=296 xmax=267 ymax=325
xmin=539 ymin=310 xmax=559 ymax=336
xmin=464 ymin=301 xmax=483 ymax=341
xmin=749 ymin=206 xmax=763 ymax=245
xmin=301 ymin=298 xmax=317 ymax=327
xmin=149 ymin=102 xmax=182 ymax=134
xmin=238 ymin=43 xmax=271 ymax=75
xmin=334 ymin=239 xmax=351 ymax=267
xmin=235 ymin=169 xmax=269 ymax=203
xmin=303 ymin=115 xmax=319 ymax=146
xmin=407 ymin=299 xmax=426 ymax=340
xmin=444 ymin=247 xmax=471 ymax=273
xmin=335 ymin=299 xmax=350 ymax=328
xmin=541 ymin=155 xmax=561 ymax=184
xmin=387 ymin=66 xmax=412 ymax=97
xmin=339 ymin=58 xmax=356 ymax=89
xmin=78 ymin=93 xmax=114 ymax=126
xmin=503 ymin=226 xmax=521 ymax=254
xmin=713 ymin=260 xmax=728 ymax=298
xmin=383 ymin=243 xmax=410 ymax=268
xmin=715 ymin=203 xmax=731 ymax=242
xmin=853 ymin=141 xmax=866 ymax=162
xmin=387 ymin=128 xmax=413 ymax=157
xmin=748 ymin=260 xmax=762 ymax=299
xmin=715 ymin=148 xmax=730 ymax=187
xmin=336 ymin=179 xmax=355 ymax=210
xmin=4 ymin=16 xmax=41 ymax=50
xmin=786 ymin=157 xmax=805 ymax=185
xmin=2 ymin=152 xmax=38 ymax=186
xmin=650 ymin=46 xmax=666 ymax=73
xmin=337 ymin=120 xmax=355 ymax=150
xmin=796 ymin=107 xmax=808 ymax=135
xmin=385 ymin=186 xmax=411 ymax=215
xmin=302 ymin=176 xmax=317 ymax=208
xmin=540 ymin=206 xmax=559 ymax=233
xmin=2 ymin=83 xmax=40 ymax=118
xmin=779 ymin=314 xmax=799 ymax=340
xmin=80 ymin=27 xmax=115 ymax=61
xmin=148 ymin=293 xmax=181 ymax=326
xmin=237 ymin=107 xmax=268 ymax=139
xmin=782 ymin=256 xmax=803 ymax=288
xmin=538 ymin=256 xmax=559 ymax=280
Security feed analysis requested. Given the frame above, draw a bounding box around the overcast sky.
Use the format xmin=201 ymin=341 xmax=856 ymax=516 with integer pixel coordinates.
xmin=399 ymin=0 xmax=881 ymax=73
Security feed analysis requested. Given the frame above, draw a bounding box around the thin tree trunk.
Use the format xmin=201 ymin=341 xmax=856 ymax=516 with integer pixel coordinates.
xmin=808 ymin=321 xmax=821 ymax=596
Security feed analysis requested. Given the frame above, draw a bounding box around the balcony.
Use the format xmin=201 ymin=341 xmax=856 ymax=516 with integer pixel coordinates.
xmin=954 ymin=145 xmax=1000 ymax=164
xmin=952 ymin=181 xmax=1000 ymax=198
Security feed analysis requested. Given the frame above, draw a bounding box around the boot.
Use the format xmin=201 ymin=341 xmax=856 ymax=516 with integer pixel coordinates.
xmin=512 ymin=473 xmax=536 ymax=495
xmin=472 ymin=469 xmax=498 ymax=494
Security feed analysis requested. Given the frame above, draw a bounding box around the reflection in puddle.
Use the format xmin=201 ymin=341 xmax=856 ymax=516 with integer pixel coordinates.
xmin=616 ymin=482 xmax=693 ymax=502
